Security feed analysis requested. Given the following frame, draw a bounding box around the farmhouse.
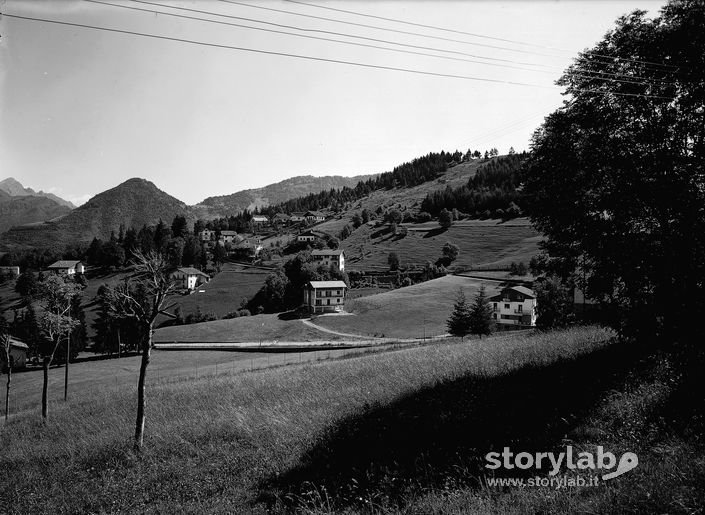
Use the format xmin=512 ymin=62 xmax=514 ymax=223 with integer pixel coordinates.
xmin=297 ymin=231 xmax=317 ymax=243
xmin=47 ymin=260 xmax=85 ymax=275
xmin=303 ymin=280 xmax=347 ymax=314
xmin=198 ymin=229 xmax=214 ymax=242
xmin=0 ymin=266 xmax=20 ymax=278
xmin=305 ymin=211 xmax=326 ymax=223
xmin=488 ymin=286 xmax=537 ymax=327
xmin=251 ymin=215 xmax=269 ymax=226
xmin=171 ymin=267 xmax=209 ymax=291
xmin=311 ymin=249 xmax=345 ymax=272
xmin=272 ymin=213 xmax=290 ymax=225
xmin=290 ymin=212 xmax=306 ymax=223
xmin=1 ymin=337 xmax=28 ymax=369
xmin=220 ymin=230 xmax=239 ymax=244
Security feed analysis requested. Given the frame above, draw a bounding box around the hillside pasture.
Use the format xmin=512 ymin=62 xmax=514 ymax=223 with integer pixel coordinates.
xmin=153 ymin=313 xmax=347 ymax=343
xmin=165 ymin=262 xmax=269 ymax=321
xmin=340 ymin=218 xmax=540 ymax=272
xmin=315 ymin=275 xmax=504 ymax=339
xmin=7 ymin=326 xmax=686 ymax=515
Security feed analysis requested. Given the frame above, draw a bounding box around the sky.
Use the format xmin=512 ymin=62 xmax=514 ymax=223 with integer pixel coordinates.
xmin=0 ymin=0 xmax=666 ymax=206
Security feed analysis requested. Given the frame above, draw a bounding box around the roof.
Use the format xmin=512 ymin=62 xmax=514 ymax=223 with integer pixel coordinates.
xmin=306 ymin=210 xmax=325 ymax=217
xmin=8 ymin=337 xmax=29 ymax=350
xmin=252 ymin=215 xmax=269 ymax=221
xmin=308 ymin=281 xmax=348 ymax=289
xmin=175 ymin=267 xmax=209 ymax=277
xmin=47 ymin=260 xmax=82 ymax=269
xmin=489 ymin=285 xmax=535 ymax=300
xmin=312 ymin=249 xmax=344 ymax=256
xmin=290 ymin=212 xmax=306 ymax=217
xmin=220 ymin=230 xmax=238 ymax=236
xmin=509 ymin=286 xmax=535 ymax=298
xmin=273 ymin=213 xmax=290 ymax=219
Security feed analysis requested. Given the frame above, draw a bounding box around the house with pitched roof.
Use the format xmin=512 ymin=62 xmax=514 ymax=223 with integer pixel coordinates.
xmin=311 ymin=249 xmax=345 ymax=272
xmin=488 ymin=286 xmax=537 ymax=327
xmin=170 ymin=267 xmax=210 ymax=291
xmin=1 ymin=337 xmax=29 ymax=369
xmin=303 ymin=280 xmax=347 ymax=314
xmin=305 ymin=211 xmax=326 ymax=223
xmin=47 ymin=260 xmax=85 ymax=276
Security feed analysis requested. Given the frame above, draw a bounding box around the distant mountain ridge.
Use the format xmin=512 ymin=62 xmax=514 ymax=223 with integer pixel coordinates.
xmin=0 ymin=177 xmax=75 ymax=208
xmin=0 ymin=178 xmax=193 ymax=251
xmin=0 ymin=178 xmax=74 ymax=234
xmin=198 ymin=174 xmax=376 ymax=215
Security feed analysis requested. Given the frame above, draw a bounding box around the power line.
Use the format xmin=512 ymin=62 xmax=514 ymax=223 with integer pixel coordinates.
xmin=223 ymin=0 xmax=680 ymax=73
xmin=115 ymin=0 xmax=558 ymax=70
xmin=87 ymin=0 xmax=674 ymax=89
xmin=282 ymin=0 xmax=680 ymax=73
xmin=84 ymin=0 xmax=562 ymax=75
xmin=0 ymin=13 xmax=555 ymax=89
xmin=1 ymin=13 xmax=676 ymax=101
xmin=110 ymin=0 xmax=677 ymax=86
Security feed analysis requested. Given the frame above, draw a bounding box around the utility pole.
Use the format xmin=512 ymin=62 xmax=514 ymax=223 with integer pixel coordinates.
xmin=64 ymin=316 xmax=71 ymax=402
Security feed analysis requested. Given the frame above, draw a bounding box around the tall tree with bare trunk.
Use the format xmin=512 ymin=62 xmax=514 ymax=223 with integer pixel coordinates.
xmin=1 ymin=318 xmax=13 ymax=423
xmin=102 ymin=251 xmax=176 ymax=451
xmin=37 ymin=274 xmax=81 ymax=422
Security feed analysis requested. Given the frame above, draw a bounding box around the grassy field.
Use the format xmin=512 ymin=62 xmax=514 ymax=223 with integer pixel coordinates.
xmin=0 ymin=326 xmax=629 ymax=513
xmin=2 ymin=326 xmax=702 ymax=513
xmin=164 ymin=262 xmax=270 ymax=321
xmin=340 ymin=218 xmax=541 ymax=272
xmin=153 ymin=313 xmax=348 ymax=343
xmin=315 ymin=275 xmax=504 ymax=339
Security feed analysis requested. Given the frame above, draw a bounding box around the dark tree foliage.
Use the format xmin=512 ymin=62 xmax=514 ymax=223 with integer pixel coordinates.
xmin=447 ymin=289 xmax=471 ymax=339
xmin=523 ymin=2 xmax=705 ymax=349
xmin=421 ymin=154 xmax=526 ymax=217
xmin=469 ymin=286 xmax=494 ymax=337
xmin=533 ymin=276 xmax=574 ymax=329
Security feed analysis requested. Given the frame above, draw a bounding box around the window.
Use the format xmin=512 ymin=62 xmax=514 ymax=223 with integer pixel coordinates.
xmin=327 ymin=299 xmax=330 ymax=305
xmin=336 ymin=290 xmax=341 ymax=296
xmin=493 ymin=302 xmax=497 ymax=310
xmin=315 ymin=300 xmax=321 ymax=305
xmin=492 ymin=313 xmax=497 ymax=319
xmin=504 ymin=304 xmax=510 ymax=309
xmin=517 ymin=305 xmax=523 ymax=313
xmin=316 ymin=291 xmax=322 ymax=298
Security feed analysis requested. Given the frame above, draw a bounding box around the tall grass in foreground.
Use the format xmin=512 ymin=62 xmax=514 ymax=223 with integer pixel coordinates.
xmin=1 ymin=326 xmax=625 ymax=513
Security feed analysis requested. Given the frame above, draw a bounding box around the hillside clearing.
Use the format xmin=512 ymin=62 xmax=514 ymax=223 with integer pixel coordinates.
xmin=315 ymin=274 xmax=504 ymax=339
xmin=2 ymin=326 xmax=626 ymax=514
xmin=153 ymin=312 xmax=348 ymax=343
xmin=340 ymin=218 xmax=541 ymax=271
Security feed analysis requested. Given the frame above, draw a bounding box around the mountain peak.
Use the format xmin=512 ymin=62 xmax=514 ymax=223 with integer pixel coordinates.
xmin=0 ymin=177 xmax=76 ymax=208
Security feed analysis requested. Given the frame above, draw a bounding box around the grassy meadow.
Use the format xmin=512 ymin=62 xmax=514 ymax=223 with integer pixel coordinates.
xmin=153 ymin=313 xmax=348 ymax=343
xmin=340 ymin=219 xmax=541 ymax=272
xmin=9 ymin=325 xmax=703 ymax=514
xmin=164 ymin=262 xmax=269 ymax=321
xmin=315 ymin=275 xmax=504 ymax=339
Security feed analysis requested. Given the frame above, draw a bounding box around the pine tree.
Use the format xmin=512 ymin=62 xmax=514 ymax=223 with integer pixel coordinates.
xmin=469 ymin=286 xmax=494 ymax=337
xmin=447 ymin=289 xmax=471 ymax=339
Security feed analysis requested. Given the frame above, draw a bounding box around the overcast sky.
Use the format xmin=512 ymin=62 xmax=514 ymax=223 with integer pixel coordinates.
xmin=0 ymin=0 xmax=665 ymax=206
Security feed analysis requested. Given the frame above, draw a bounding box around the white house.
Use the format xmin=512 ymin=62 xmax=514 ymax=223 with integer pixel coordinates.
xmin=311 ymin=249 xmax=345 ymax=272
xmin=488 ymin=286 xmax=537 ymax=327
xmin=305 ymin=211 xmax=326 ymax=223
xmin=0 ymin=266 xmax=20 ymax=278
xmin=220 ymin=230 xmax=239 ymax=244
xmin=303 ymin=280 xmax=347 ymax=314
xmin=171 ymin=267 xmax=209 ymax=291
xmin=198 ymin=229 xmax=214 ymax=242
xmin=1 ymin=337 xmax=28 ymax=369
xmin=47 ymin=260 xmax=85 ymax=276
xmin=251 ymin=215 xmax=269 ymax=226
xmin=297 ymin=231 xmax=317 ymax=243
